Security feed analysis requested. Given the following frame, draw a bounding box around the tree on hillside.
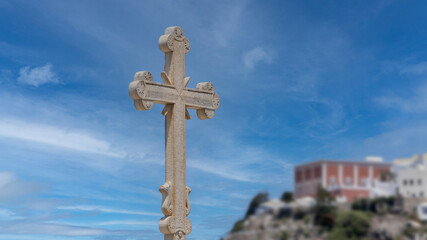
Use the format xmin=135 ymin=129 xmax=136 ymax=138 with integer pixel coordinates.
xmin=315 ymin=185 xmax=334 ymax=205
xmin=245 ymin=192 xmax=269 ymax=218
xmin=281 ymin=191 xmax=294 ymax=203
xmin=327 ymin=210 xmax=370 ymax=240
xmin=313 ymin=186 xmax=336 ymax=229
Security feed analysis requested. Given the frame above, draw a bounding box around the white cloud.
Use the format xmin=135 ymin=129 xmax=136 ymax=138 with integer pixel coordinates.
xmin=17 ymin=63 xmax=58 ymax=86
xmin=376 ymin=62 xmax=427 ymax=112
xmin=0 ymin=172 xmax=14 ymax=188
xmin=400 ymin=61 xmax=427 ymax=75
xmin=375 ymin=84 xmax=427 ymax=113
xmin=191 ymin=196 xmax=233 ymax=208
xmin=190 ymin=160 xmax=257 ymax=183
xmin=302 ymin=98 xmax=348 ymax=139
xmin=243 ymin=47 xmax=274 ymax=69
xmin=96 ymin=220 xmax=156 ymax=226
xmin=0 ymin=222 xmax=108 ymax=236
xmin=0 ymin=220 xmax=158 ymax=238
xmin=189 ymin=156 xmax=293 ymax=184
xmin=208 ymin=2 xmax=247 ymax=48
xmin=0 ymin=118 xmax=124 ymax=158
xmin=362 ymin=124 xmax=427 ymax=159
xmin=0 ymin=172 xmax=44 ymax=202
xmin=57 ymin=205 xmax=162 ymax=217
xmin=0 ymin=209 xmax=16 ymax=219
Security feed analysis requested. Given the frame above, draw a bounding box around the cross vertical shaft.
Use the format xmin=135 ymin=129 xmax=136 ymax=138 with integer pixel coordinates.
xmin=162 ymin=28 xmax=188 ymax=240
xmin=166 ymin=101 xmax=186 ymax=240
xmin=128 ymin=26 xmax=220 ymax=240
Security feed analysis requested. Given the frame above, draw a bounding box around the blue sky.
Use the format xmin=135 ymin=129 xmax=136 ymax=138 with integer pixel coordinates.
xmin=1 ymin=0 xmax=427 ymax=239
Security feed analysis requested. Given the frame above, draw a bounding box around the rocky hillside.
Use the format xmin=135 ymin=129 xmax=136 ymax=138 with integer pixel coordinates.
xmin=221 ymin=189 xmax=427 ymax=240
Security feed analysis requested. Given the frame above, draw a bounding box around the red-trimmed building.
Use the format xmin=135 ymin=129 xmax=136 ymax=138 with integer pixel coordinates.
xmin=294 ymin=159 xmax=393 ymax=202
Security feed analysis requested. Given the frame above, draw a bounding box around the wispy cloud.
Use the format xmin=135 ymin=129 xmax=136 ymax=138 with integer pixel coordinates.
xmin=198 ymin=1 xmax=248 ymax=48
xmin=302 ymin=98 xmax=348 ymax=139
xmin=0 ymin=118 xmax=124 ymax=158
xmin=189 ymin=152 xmax=293 ymax=184
xmin=57 ymin=205 xmax=162 ymax=217
xmin=0 ymin=209 xmax=17 ymax=219
xmin=0 ymin=172 xmax=44 ymax=202
xmin=0 ymin=219 xmax=160 ymax=239
xmin=363 ymin=124 xmax=427 ymax=159
xmin=17 ymin=63 xmax=59 ymax=87
xmin=399 ymin=61 xmax=427 ymax=75
xmin=0 ymin=69 xmax=13 ymax=83
xmin=190 ymin=160 xmax=257 ymax=183
xmin=0 ymin=41 xmax=37 ymax=60
xmin=377 ymin=62 xmax=427 ymax=112
xmin=375 ymin=84 xmax=427 ymax=113
xmin=191 ymin=196 xmax=244 ymax=210
xmin=0 ymin=222 xmax=109 ymax=236
xmin=96 ymin=220 xmax=156 ymax=226
xmin=243 ymin=47 xmax=274 ymax=70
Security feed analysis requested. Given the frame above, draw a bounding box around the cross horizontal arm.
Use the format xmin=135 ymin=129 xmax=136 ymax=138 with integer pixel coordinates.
xmin=182 ymin=88 xmax=219 ymax=110
xmin=181 ymin=82 xmax=220 ymax=120
xmin=129 ymin=71 xmax=180 ymax=111
xmin=140 ymin=81 xmax=179 ymax=104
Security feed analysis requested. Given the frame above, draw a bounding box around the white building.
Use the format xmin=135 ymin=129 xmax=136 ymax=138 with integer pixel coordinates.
xmin=393 ymin=153 xmax=427 ymax=199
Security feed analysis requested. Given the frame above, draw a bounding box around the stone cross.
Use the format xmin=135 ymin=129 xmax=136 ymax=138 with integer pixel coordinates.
xmin=128 ymin=26 xmax=220 ymax=240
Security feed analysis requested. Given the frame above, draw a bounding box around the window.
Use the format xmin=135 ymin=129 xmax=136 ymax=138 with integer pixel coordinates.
xmin=361 ymin=178 xmax=368 ymax=187
xmin=296 ymin=171 xmax=302 ymax=182
xmin=403 ymin=180 xmax=407 ymax=186
xmin=420 ymin=191 xmax=424 ymax=197
xmin=305 ymin=168 xmax=312 ymax=180
xmin=345 ymin=177 xmax=352 ymax=186
xmin=418 ymin=179 xmax=423 ymax=185
xmin=410 ymin=179 xmax=414 ymax=186
xmin=330 ymin=177 xmax=337 ymax=188
xmin=314 ymin=166 xmax=321 ymax=178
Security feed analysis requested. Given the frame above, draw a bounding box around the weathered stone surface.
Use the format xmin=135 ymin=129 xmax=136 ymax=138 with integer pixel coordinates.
xmin=129 ymin=26 xmax=219 ymax=240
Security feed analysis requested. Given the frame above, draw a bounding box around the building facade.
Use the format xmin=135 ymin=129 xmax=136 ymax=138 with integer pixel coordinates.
xmin=294 ymin=159 xmax=393 ymax=202
xmin=397 ymin=167 xmax=427 ymax=198
xmin=393 ymin=154 xmax=427 ymax=199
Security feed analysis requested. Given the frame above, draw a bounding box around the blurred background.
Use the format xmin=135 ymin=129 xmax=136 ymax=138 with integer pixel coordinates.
xmin=1 ymin=0 xmax=427 ymax=239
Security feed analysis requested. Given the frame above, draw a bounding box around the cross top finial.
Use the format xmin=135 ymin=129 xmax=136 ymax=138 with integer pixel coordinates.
xmin=129 ymin=26 xmax=219 ymax=120
xmin=159 ymin=26 xmax=190 ymax=54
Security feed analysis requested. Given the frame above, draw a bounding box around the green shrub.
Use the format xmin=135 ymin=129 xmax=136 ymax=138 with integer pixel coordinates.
xmin=352 ymin=197 xmax=396 ymax=214
xmin=352 ymin=198 xmax=370 ymax=212
xmin=294 ymin=208 xmax=307 ymax=220
xmin=313 ymin=205 xmax=336 ymax=230
xmin=303 ymin=228 xmax=311 ymax=237
xmin=281 ymin=191 xmax=294 ymax=203
xmin=279 ymin=231 xmax=289 ymax=240
xmin=303 ymin=215 xmax=311 ymax=224
xmin=312 ymin=185 xmax=337 ymax=230
xmin=316 ymin=185 xmax=335 ymax=205
xmin=369 ymin=196 xmax=395 ymax=214
xmin=245 ymin=192 xmax=269 ymax=218
xmin=327 ymin=210 xmax=370 ymax=240
xmin=230 ymin=219 xmax=245 ymax=233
